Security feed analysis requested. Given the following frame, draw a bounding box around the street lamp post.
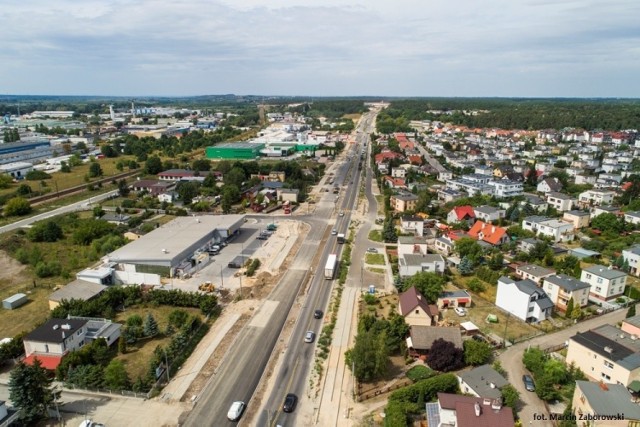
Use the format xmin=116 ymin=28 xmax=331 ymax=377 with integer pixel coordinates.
xmin=220 ymin=265 xmax=224 ymax=289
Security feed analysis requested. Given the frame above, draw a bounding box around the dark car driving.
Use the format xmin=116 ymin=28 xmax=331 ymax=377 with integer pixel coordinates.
xmin=283 ymin=393 xmax=298 ymax=413
xmin=523 ymin=374 xmax=535 ymax=392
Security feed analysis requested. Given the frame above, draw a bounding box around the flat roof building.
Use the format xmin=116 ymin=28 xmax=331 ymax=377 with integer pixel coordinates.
xmin=206 ymin=142 xmax=265 ymax=160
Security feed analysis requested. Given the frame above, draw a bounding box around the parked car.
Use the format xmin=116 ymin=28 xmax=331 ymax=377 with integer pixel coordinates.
xmin=366 ymin=247 xmax=378 ymax=253
xmin=304 ymin=331 xmax=315 ymax=343
xmin=282 ymin=393 xmax=298 ymax=413
xmin=227 ymin=401 xmax=245 ymax=421
xmin=454 ymin=307 xmax=466 ymax=316
xmin=314 ymin=309 xmax=323 ymax=319
xmin=523 ymin=374 xmax=535 ymax=392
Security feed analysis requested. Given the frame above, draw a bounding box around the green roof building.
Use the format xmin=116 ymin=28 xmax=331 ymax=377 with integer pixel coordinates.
xmin=206 ymin=142 xmax=264 ymax=160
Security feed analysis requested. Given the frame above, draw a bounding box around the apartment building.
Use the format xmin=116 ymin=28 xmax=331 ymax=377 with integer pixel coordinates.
xmin=390 ymin=193 xmax=418 ymax=213
xmin=562 ymin=210 xmax=591 ymax=229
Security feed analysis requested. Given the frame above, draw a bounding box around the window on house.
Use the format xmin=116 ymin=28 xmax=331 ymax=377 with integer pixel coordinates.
xmin=528 ymin=306 xmax=534 ymax=312
xmin=604 ymin=361 xmax=614 ymax=369
xmin=586 ymin=273 xmax=592 ymax=279
xmin=601 ymin=373 xmax=611 ymax=380
xmin=597 ymin=278 xmax=603 ymax=284
xmin=415 ymin=310 xmax=419 ymax=314
xmin=596 ymin=287 xmax=601 ymax=292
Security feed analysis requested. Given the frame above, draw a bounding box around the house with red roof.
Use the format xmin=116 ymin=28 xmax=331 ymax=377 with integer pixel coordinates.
xmin=468 ymin=221 xmax=509 ymax=246
xmin=383 ymin=176 xmax=407 ymax=189
xmin=408 ymin=154 xmax=423 ymax=165
xmin=446 ymin=205 xmax=476 ymax=225
xmin=427 ymin=393 xmax=514 ymax=427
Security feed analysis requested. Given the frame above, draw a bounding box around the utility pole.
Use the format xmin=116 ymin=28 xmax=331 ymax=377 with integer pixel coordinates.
xmin=503 ymin=312 xmax=510 ymax=348
xmin=164 ymin=348 xmax=170 ymax=382
xmin=220 ymin=265 xmax=224 ymax=289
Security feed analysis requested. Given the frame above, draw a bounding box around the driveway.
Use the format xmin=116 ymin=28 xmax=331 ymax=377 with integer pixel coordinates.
xmin=498 ymin=305 xmax=633 ymax=425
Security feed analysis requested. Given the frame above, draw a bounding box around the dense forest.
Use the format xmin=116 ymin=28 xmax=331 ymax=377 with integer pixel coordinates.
xmin=376 ymin=98 xmax=640 ymax=132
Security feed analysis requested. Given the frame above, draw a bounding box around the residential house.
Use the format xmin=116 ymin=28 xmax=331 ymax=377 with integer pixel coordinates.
xmin=496 ymin=277 xmax=554 ymax=323
xmin=437 ymin=290 xmax=472 ymax=309
xmin=438 ymin=171 xmax=453 ymax=182
xmin=398 ymin=254 xmax=446 ymax=277
xmin=468 ymin=221 xmax=509 ymax=246
xmin=624 ymin=211 xmax=640 ymax=226
xmin=390 ymin=193 xmax=418 ymax=213
xmin=579 ymin=189 xmax=616 ymax=207
xmin=562 ymin=210 xmax=591 ymax=230
xmin=383 ymin=176 xmax=407 ymax=189
xmin=457 ymin=365 xmax=509 ymax=400
xmin=391 ymin=167 xmax=406 ymax=178
xmin=434 ymin=236 xmax=455 ymax=256
xmin=515 ymin=264 xmax=555 ymax=285
xmin=493 ymin=165 xmax=515 ymax=178
xmin=537 ymin=177 xmax=563 ymax=194
xmin=438 ymin=188 xmax=464 ymax=203
xmin=488 ymin=179 xmax=523 ymax=198
xmin=572 ymin=381 xmax=640 ymax=426
xmin=621 ymin=314 xmax=640 ymax=336
xmin=522 ymin=194 xmax=548 ymax=212
xmin=543 ymin=274 xmax=590 ymax=311
xmin=592 ymin=205 xmax=622 ymax=219
xmin=546 ymin=192 xmax=575 ymax=212
xmin=473 ymin=205 xmax=506 ymax=223
xmin=101 ymin=212 xmax=131 ymax=225
xmin=406 ymin=326 xmax=462 ymax=357
xmin=517 ymin=237 xmax=543 ymax=254
xmin=522 ymin=216 xmax=574 ymax=242
xmin=400 ymin=215 xmax=424 ymax=236
xmin=446 ymin=205 xmax=476 ymax=225
xmin=580 ymin=265 xmax=627 ymax=302
xmin=157 ymin=169 xmax=205 ymax=182
xmin=398 ymin=286 xmax=439 ymax=327
xmin=566 ymin=324 xmax=640 ymax=386
xmin=278 ymin=188 xmax=299 ymax=203
xmin=129 ymin=179 xmax=175 ymax=196
xmin=426 ymin=393 xmax=514 ymax=427
xmin=623 ymin=245 xmax=640 ymax=277
xmin=397 ymin=236 xmax=428 ymax=258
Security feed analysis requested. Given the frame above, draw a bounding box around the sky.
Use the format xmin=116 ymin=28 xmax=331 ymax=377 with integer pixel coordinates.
xmin=1 ymin=0 xmax=639 ymax=97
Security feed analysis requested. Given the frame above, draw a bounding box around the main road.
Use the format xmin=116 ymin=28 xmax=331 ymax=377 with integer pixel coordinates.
xmin=182 ymin=110 xmax=377 ymax=427
xmin=256 ymin=111 xmax=377 ymax=427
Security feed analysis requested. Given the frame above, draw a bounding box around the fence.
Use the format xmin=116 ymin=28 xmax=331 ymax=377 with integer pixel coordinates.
xmin=356 ymin=377 xmax=413 ymax=402
xmin=64 ymin=385 xmax=151 ymax=399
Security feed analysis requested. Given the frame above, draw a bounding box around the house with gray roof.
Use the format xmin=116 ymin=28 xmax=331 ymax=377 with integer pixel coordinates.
xmin=566 ymin=324 xmax=640 ymax=386
xmin=496 ymin=277 xmax=554 ymax=323
xmin=572 ymin=381 xmax=640 ymax=424
xmin=457 ymin=364 xmax=509 ymax=400
xmin=624 ymin=211 xmax=640 ymax=226
xmin=543 ymin=274 xmax=591 ymax=312
xmin=580 ymin=265 xmax=628 ymax=302
xmin=622 ymin=245 xmax=640 ymax=277
xmin=398 ymin=253 xmax=445 ymax=278
xmin=472 ymin=205 xmax=506 ymax=223
xmin=407 ymin=326 xmax=462 ymax=356
xmin=48 ymin=279 xmax=108 ymax=310
xmin=515 ymin=264 xmax=556 ymax=286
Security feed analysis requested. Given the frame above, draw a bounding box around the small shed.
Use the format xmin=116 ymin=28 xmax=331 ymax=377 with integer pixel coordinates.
xmin=3 ymin=293 xmax=28 ymax=310
xmin=568 ymin=247 xmax=601 ymax=260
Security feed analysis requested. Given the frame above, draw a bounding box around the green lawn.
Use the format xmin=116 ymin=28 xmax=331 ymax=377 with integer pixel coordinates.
xmin=368 ymin=230 xmax=383 ymax=242
xmin=365 ymin=253 xmax=385 ymax=265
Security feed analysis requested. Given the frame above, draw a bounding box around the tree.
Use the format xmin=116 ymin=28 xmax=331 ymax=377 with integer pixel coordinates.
xmin=89 ymin=161 xmax=103 ymax=178
xmin=627 ymin=304 xmax=636 ymax=318
xmin=176 ymin=181 xmax=201 ymax=205
xmin=0 ymin=174 xmax=13 ymax=189
xmin=9 ymin=360 xmax=53 ymax=424
xmin=570 ymin=304 xmax=582 ymax=320
xmin=454 ymin=237 xmax=482 ymax=263
xmin=522 ymin=347 xmax=547 ymax=377
xmin=145 ymin=155 xmax=163 ymax=175
xmin=345 ymin=329 xmax=389 ymax=382
xmin=192 ymin=159 xmax=211 ymax=171
xmin=27 ymin=220 xmax=63 ymax=242
xmin=591 ymin=213 xmax=623 ymax=235
xmin=427 ymin=339 xmax=464 ymax=372
xmin=143 ymin=313 xmax=159 ymax=337
xmin=118 ymin=336 xmax=127 ymax=354
xmin=458 ymin=256 xmax=474 ymax=275
xmin=463 ymin=340 xmax=493 ymax=366
xmin=403 ymin=272 xmax=446 ymax=303
xmin=4 ymin=196 xmax=32 ymax=216
xmin=16 ymin=183 xmax=32 ymax=196
xmin=118 ymin=179 xmax=130 ymax=197
xmin=488 ymin=252 xmax=504 ymax=270
xmin=103 ymin=360 xmax=130 ymax=391
xmin=382 ymin=217 xmax=398 ymax=243
xmin=565 ymin=298 xmax=575 ymax=318
xmin=501 ymin=384 xmax=520 ymax=409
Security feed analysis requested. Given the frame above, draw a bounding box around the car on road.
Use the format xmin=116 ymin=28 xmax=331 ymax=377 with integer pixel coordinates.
xmin=227 ymin=401 xmax=245 ymax=421
xmin=331 ymin=229 xmax=337 ymax=235
xmin=454 ymin=307 xmax=466 ymax=316
xmin=339 ymin=212 xmax=345 ymax=217
xmin=314 ymin=309 xmax=323 ymax=319
xmin=522 ymin=374 xmax=535 ymax=392
xmin=366 ymin=247 xmax=378 ymax=253
xmin=282 ymin=393 xmax=298 ymax=413
xmin=304 ymin=331 xmax=316 ymax=343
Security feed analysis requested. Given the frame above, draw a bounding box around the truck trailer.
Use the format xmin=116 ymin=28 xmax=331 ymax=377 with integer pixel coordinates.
xmin=324 ymin=254 xmax=338 ymax=279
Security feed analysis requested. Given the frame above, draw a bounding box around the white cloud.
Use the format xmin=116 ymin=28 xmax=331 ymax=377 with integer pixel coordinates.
xmin=0 ymin=0 xmax=638 ymax=96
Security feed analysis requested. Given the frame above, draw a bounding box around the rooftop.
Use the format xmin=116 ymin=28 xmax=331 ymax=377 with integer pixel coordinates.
xmin=409 ymin=326 xmax=462 ymax=350
xmin=544 ymin=274 xmax=590 ymax=292
xmin=458 ymin=364 xmax=508 ymax=400
xmin=516 ymin=264 xmax=555 ymax=277
xmin=437 ymin=393 xmax=514 ymax=427
xmin=576 ymin=381 xmax=640 ymax=418
xmin=583 ymin=265 xmax=627 ymax=280
xmin=401 ymin=253 xmax=445 ymax=266
xmin=49 ymin=280 xmax=107 ymax=303
xmin=25 ymin=318 xmax=88 ymax=344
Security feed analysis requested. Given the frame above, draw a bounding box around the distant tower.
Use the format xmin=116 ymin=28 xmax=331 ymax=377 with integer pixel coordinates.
xmin=109 ymin=105 xmax=115 ymax=121
xmin=131 ymin=101 xmax=136 ymax=118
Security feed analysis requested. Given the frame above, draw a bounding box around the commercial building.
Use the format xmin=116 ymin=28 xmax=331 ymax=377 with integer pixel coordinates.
xmin=0 ymin=161 xmax=33 ymax=179
xmin=105 ymin=215 xmax=245 ymax=278
xmin=0 ymin=140 xmax=53 ymax=165
xmin=205 ymin=142 xmax=265 ymax=160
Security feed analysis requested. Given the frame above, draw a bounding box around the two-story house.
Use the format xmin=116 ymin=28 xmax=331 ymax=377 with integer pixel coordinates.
xmin=580 ymin=265 xmax=627 ymax=301
xmin=515 ymin=264 xmax=556 ymax=286
xmin=566 ymin=324 xmax=640 ymax=386
xmin=488 ymin=179 xmax=523 ymax=198
xmin=543 ymin=274 xmax=590 ymax=311
xmin=397 ymin=236 xmax=428 ymax=257
xmin=624 ymin=211 xmax=640 ymax=226
xmin=400 ymin=215 xmax=424 ymax=236
xmin=398 ymin=286 xmax=439 ymax=327
xmin=562 ymin=210 xmax=591 ymax=230
xmin=468 ymin=221 xmax=509 ymax=246
xmin=473 ymin=205 xmax=506 ymax=223
xmin=398 ymin=254 xmax=446 ymax=277
xmin=522 ymin=216 xmax=574 ymax=242
xmin=434 ymin=236 xmax=455 ymax=256
xmin=572 ymin=381 xmax=640 ymax=425
xmin=389 ymin=193 xmax=418 ymax=213
xmin=496 ymin=277 xmax=554 ymax=323
xmin=546 ymin=192 xmax=575 ymax=212
xmin=446 ymin=205 xmax=475 ymax=225
xmin=623 ymin=245 xmax=640 ymax=277
xmin=537 ymin=177 xmax=563 ymax=194
xmin=578 ymin=189 xmax=616 ymax=207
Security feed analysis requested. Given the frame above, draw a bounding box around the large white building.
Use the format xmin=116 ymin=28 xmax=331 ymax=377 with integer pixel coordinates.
xmin=487 ymin=179 xmax=523 ymax=198
xmin=522 ymin=216 xmax=574 ymax=242
xmin=578 ymin=189 xmax=615 ymax=207
xmin=496 ymin=276 xmax=554 ymax=323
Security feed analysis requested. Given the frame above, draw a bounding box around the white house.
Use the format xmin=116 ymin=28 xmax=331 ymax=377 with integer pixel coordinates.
xmin=391 ymin=167 xmax=406 ymax=178
xmin=542 ymin=274 xmax=590 ymax=312
xmin=487 ymin=180 xmax=523 ymax=198
xmin=434 ymin=236 xmax=455 ymax=256
xmin=537 ymin=177 xmax=563 ymax=194
xmin=473 ymin=205 xmax=506 ymax=223
xmin=457 ymin=365 xmax=508 ymax=399
xmin=522 ymin=216 xmax=574 ymax=242
xmin=496 ymin=276 xmax=554 ymax=323
xmin=624 ymin=211 xmax=640 ymax=226
xmin=398 ymin=254 xmax=445 ymax=278
xmin=515 ymin=264 xmax=556 ymax=286
xmin=580 ymin=265 xmax=627 ymax=302
xmin=546 ymin=192 xmax=575 ymax=212
xmin=398 ymin=286 xmax=439 ymax=327
xmin=400 ymin=215 xmax=424 ymax=236
xmin=578 ymin=189 xmax=615 ymax=207
xmin=623 ymin=245 xmax=640 ymax=277
xmin=397 ymin=236 xmax=428 ymax=257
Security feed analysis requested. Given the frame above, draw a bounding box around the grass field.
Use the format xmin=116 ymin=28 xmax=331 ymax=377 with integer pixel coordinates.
xmin=114 ymin=305 xmax=203 ymax=381
xmin=368 ymin=230 xmax=383 ymax=242
xmin=365 ymin=253 xmax=385 ymax=265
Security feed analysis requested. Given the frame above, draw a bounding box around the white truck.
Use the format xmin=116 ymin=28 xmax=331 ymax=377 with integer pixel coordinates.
xmin=324 ymin=254 xmax=338 ymax=279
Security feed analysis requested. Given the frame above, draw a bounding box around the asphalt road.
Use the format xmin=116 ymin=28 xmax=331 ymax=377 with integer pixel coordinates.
xmin=257 ymin=111 xmax=376 ymax=427
xmin=499 ymin=305 xmax=633 ymax=425
xmin=0 ymin=189 xmax=118 ymax=235
xmin=182 ymin=114 xmax=374 ymax=427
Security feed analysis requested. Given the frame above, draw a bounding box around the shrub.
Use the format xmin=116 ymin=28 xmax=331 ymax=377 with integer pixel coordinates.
xmin=406 ymin=365 xmax=434 ymax=382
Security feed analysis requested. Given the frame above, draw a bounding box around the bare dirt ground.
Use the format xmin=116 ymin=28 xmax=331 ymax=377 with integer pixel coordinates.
xmin=0 ymin=250 xmax=27 ymax=284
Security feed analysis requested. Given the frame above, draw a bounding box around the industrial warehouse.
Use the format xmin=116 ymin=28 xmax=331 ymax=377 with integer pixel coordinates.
xmin=105 ymin=214 xmax=245 ymax=278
